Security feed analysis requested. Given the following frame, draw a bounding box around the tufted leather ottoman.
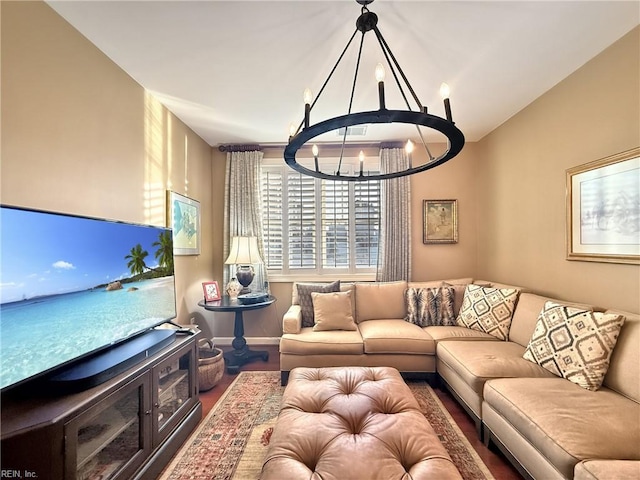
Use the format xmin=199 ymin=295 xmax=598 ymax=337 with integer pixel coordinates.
xmin=260 ymin=366 xmax=462 ymax=480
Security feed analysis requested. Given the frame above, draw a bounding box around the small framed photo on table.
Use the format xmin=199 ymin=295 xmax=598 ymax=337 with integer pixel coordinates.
xmin=202 ymin=281 xmax=221 ymax=302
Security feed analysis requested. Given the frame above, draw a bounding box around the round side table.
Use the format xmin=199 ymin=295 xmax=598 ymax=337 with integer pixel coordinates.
xmin=198 ymin=295 xmax=276 ymax=374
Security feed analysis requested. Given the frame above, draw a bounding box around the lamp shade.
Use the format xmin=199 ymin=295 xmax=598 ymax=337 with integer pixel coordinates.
xmin=224 ymin=236 xmax=263 ymax=265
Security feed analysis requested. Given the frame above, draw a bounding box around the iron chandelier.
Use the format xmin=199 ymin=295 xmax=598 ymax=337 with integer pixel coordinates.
xmin=284 ymin=0 xmax=465 ymax=182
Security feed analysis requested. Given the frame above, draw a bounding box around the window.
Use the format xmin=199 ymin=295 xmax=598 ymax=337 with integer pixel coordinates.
xmin=261 ymin=160 xmax=380 ymax=279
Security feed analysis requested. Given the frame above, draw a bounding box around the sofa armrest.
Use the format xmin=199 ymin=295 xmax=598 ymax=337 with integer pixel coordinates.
xmin=283 ymin=305 xmax=302 ymax=334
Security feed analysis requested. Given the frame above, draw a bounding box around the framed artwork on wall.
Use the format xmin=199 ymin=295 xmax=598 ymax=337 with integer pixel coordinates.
xmin=167 ymin=191 xmax=201 ymax=255
xmin=202 ymin=281 xmax=221 ymax=302
xmin=423 ymin=199 xmax=458 ymax=244
xmin=566 ymin=147 xmax=640 ymax=264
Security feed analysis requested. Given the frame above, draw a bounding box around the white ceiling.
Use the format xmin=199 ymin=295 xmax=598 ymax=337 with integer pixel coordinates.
xmin=47 ymin=1 xmax=639 ymax=147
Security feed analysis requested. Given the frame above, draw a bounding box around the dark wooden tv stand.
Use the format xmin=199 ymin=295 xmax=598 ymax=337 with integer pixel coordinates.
xmin=0 ymin=331 xmax=202 ymax=480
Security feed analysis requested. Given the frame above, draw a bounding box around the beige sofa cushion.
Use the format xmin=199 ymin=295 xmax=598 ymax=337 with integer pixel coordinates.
xmin=407 ymin=280 xmax=445 ymax=289
xmin=359 ymin=319 xmax=436 ymax=355
xmin=484 ymin=378 xmax=640 ymax=479
xmin=574 ymin=460 xmax=640 ymax=480
xmin=355 ymin=281 xmax=407 ymax=323
xmin=523 ymin=302 xmax=625 ymax=391
xmin=424 ymin=325 xmax=499 ymax=342
xmin=603 ymin=309 xmax=640 ymax=402
xmin=280 ymin=328 xmax=363 ymax=355
xmin=508 ymin=293 xmax=601 ymax=347
xmin=311 ymin=291 xmax=357 ymax=332
xmin=475 ymin=280 xmax=528 ymax=291
xmin=437 ymin=340 xmax=555 ymax=394
xmin=441 ymin=277 xmax=475 ymax=315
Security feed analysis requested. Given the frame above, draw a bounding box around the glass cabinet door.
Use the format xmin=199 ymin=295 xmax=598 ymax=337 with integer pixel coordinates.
xmin=65 ymin=374 xmax=151 ymax=480
xmin=154 ymin=344 xmax=195 ymax=444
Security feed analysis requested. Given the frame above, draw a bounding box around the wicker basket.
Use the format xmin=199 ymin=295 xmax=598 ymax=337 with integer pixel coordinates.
xmin=198 ymin=339 xmax=224 ymax=392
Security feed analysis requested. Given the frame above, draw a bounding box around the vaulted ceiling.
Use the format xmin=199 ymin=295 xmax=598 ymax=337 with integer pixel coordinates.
xmin=47 ymin=1 xmax=639 ymax=146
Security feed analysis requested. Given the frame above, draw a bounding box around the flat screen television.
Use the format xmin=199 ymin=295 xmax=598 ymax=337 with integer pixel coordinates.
xmin=0 ymin=205 xmax=178 ymax=392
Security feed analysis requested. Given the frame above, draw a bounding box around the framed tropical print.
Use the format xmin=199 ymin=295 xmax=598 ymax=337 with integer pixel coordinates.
xmin=167 ymin=191 xmax=201 ymax=255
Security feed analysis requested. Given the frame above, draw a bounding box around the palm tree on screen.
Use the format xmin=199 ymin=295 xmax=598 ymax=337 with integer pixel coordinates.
xmin=125 ymin=244 xmax=149 ymax=276
xmin=153 ymin=231 xmax=174 ymax=275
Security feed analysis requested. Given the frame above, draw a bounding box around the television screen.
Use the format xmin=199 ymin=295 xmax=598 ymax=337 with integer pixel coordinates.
xmin=0 ymin=205 xmax=177 ymax=391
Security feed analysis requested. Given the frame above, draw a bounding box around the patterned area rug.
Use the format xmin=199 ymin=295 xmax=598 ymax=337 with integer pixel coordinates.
xmin=159 ymin=371 xmax=494 ymax=480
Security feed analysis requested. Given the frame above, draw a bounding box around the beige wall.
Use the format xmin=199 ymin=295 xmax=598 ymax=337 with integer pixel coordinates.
xmin=476 ymin=27 xmax=640 ymax=313
xmin=3 ymin=2 xmax=638 ymax=346
xmin=1 ymin=1 xmax=215 ymax=326
xmin=410 ymin=142 xmax=480 ymax=281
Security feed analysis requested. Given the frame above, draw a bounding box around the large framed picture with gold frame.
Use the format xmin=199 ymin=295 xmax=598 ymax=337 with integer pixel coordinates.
xmin=566 ymin=147 xmax=639 ymax=264
xmin=423 ymin=199 xmax=458 ymax=244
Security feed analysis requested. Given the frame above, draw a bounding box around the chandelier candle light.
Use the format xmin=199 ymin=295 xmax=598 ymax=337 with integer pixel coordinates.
xmin=285 ymin=0 xmax=465 ymax=182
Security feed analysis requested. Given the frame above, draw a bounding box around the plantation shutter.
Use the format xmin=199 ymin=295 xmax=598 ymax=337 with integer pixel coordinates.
xmin=287 ymin=172 xmax=316 ymax=269
xmin=354 ymin=179 xmax=380 ymax=267
xmin=261 ymin=170 xmax=283 ymax=269
xmin=261 ymin=161 xmax=380 ymax=276
xmin=321 ymin=180 xmax=350 ymax=268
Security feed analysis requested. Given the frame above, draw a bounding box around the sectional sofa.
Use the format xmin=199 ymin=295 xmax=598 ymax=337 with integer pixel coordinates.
xmin=278 ymin=279 xmax=640 ymax=480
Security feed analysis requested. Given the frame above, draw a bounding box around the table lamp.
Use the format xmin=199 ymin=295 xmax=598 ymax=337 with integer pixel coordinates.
xmin=224 ymin=236 xmax=263 ymax=294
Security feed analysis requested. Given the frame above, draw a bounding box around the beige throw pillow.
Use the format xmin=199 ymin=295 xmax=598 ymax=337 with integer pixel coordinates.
xmin=297 ymin=280 xmax=340 ymax=328
xmin=523 ymin=301 xmax=626 ymax=391
xmin=312 ymin=291 xmax=357 ymax=331
xmin=456 ymin=284 xmax=519 ymax=340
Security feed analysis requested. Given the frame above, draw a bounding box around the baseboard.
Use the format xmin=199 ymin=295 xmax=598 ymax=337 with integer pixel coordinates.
xmin=213 ymin=336 xmax=280 ymax=346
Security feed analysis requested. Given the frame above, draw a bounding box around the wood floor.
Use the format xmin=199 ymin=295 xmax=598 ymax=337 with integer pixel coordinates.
xmin=198 ymin=345 xmax=522 ymax=480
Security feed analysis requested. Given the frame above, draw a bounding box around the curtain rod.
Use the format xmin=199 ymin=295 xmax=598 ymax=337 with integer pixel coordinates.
xmin=218 ymin=142 xmax=401 ymax=152
xmin=218 ymin=144 xmax=262 ymax=152
xmin=221 ymin=142 xmax=384 ymax=154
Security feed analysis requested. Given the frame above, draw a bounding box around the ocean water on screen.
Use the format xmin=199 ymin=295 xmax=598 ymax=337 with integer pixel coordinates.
xmin=0 ymin=276 xmax=176 ymax=390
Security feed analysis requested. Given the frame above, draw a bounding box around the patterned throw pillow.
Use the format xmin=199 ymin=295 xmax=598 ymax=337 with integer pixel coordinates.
xmin=430 ymin=286 xmax=456 ymax=326
xmin=405 ymin=286 xmax=456 ymax=327
xmin=456 ymin=284 xmax=519 ymax=340
xmin=297 ymin=280 xmax=340 ymax=327
xmin=523 ymin=302 xmax=625 ymax=391
xmin=405 ymin=288 xmax=421 ymax=325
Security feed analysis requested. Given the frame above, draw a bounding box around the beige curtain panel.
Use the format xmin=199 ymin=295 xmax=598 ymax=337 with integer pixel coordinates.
xmin=377 ymin=147 xmax=412 ymax=282
xmin=223 ymin=150 xmax=268 ymax=290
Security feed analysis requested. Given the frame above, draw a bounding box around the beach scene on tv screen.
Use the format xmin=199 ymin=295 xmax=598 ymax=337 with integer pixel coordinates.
xmin=0 ymin=207 xmax=177 ymax=390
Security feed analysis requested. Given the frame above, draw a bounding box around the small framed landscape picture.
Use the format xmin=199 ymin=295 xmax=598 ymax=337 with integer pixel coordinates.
xmin=202 ymin=281 xmax=221 ymax=302
xmin=423 ymin=199 xmax=458 ymax=244
xmin=167 ymin=191 xmax=201 ymax=256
